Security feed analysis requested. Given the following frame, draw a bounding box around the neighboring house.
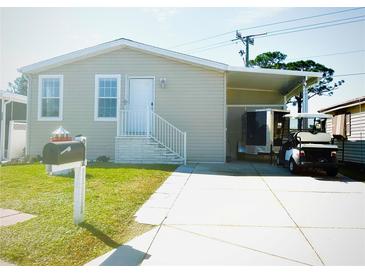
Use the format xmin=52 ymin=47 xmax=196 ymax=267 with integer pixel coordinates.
xmin=0 ymin=91 xmax=27 ymax=161
xmin=319 ymin=96 xmax=365 ymax=166
xmin=18 ymin=38 xmax=321 ymax=164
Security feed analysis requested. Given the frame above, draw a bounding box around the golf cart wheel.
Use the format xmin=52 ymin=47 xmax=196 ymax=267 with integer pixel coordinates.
xmin=289 ymin=158 xmax=298 ymax=174
xmin=326 ymin=168 xmax=338 ymax=177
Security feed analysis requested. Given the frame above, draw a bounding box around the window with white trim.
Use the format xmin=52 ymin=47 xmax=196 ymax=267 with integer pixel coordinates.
xmin=38 ymin=75 xmax=63 ymax=120
xmin=95 ymin=75 xmax=119 ymax=120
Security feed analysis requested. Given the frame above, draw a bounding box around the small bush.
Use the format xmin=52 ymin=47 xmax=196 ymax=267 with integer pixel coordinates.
xmin=32 ymin=155 xmax=43 ymax=163
xmin=23 ymin=154 xmax=42 ymax=163
xmin=96 ymin=155 xmax=110 ymax=162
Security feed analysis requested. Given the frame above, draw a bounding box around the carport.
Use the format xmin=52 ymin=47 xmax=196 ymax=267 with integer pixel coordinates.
xmin=225 ymin=67 xmax=321 ymax=160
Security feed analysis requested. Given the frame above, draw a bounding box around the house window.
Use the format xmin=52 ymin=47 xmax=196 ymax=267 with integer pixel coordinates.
xmin=38 ymin=75 xmax=63 ymax=120
xmin=95 ymin=75 xmax=120 ymax=121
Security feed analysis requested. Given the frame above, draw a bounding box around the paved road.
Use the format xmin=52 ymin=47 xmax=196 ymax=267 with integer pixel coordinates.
xmin=87 ymin=162 xmax=365 ymax=266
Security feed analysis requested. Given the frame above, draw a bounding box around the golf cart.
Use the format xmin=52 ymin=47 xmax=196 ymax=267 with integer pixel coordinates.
xmin=277 ymin=113 xmax=338 ymax=176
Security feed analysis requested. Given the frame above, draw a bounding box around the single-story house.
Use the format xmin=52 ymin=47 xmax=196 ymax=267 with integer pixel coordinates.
xmin=319 ymin=96 xmax=365 ymax=166
xmin=0 ymin=91 xmax=27 ymax=161
xmin=18 ymin=38 xmax=321 ymax=164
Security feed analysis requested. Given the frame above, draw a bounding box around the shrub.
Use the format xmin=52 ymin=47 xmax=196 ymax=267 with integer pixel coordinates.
xmin=96 ymin=155 xmax=110 ymax=162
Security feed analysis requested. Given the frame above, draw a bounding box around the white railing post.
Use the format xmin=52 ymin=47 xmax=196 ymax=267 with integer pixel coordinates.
xmin=146 ymin=107 xmax=150 ymax=137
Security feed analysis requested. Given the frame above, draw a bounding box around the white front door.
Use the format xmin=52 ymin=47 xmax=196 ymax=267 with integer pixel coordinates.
xmin=127 ymin=78 xmax=154 ymax=134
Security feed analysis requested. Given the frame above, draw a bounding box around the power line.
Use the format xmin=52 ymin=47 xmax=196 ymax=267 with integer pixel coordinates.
xmin=185 ymin=41 xmax=236 ymax=54
xmin=262 ymin=15 xmax=365 ymax=36
xmin=185 ymin=15 xmax=365 ymax=53
xmin=186 ymin=17 xmax=365 ymax=54
xmin=287 ymin=49 xmax=365 ymax=60
xmin=184 ymin=39 xmax=234 ymax=53
xmin=171 ymin=7 xmax=365 ymax=49
xmin=261 ymin=17 xmax=365 ymax=38
xmin=333 ymin=72 xmax=365 ymax=77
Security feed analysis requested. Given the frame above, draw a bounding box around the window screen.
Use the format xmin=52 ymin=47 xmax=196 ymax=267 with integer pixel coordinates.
xmin=97 ymin=78 xmax=117 ymax=118
xmin=40 ymin=78 xmax=61 ymax=118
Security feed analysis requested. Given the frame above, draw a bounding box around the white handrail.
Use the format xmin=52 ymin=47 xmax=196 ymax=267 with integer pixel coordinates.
xmin=119 ymin=109 xmax=186 ymax=163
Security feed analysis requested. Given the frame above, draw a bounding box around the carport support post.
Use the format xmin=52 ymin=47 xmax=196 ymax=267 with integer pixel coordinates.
xmin=73 ymin=165 xmax=86 ymax=224
xmin=302 ymin=77 xmax=309 ymax=129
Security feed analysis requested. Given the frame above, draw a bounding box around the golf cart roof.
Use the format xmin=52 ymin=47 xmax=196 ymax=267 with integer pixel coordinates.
xmin=284 ymin=113 xmax=333 ymax=119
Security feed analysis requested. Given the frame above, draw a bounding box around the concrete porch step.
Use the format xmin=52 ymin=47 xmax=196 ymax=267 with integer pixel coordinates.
xmin=115 ymin=137 xmax=184 ymax=165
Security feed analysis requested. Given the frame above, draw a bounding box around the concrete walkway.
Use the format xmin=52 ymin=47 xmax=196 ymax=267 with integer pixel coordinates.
xmin=0 ymin=208 xmax=35 ymax=227
xmin=87 ymin=162 xmax=365 ymax=266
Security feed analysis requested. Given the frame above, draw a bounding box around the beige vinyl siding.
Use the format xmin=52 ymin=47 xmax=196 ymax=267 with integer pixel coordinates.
xmin=227 ymin=89 xmax=285 ymax=105
xmin=326 ymin=111 xmax=365 ymax=165
xmin=27 ymin=47 xmax=225 ymax=162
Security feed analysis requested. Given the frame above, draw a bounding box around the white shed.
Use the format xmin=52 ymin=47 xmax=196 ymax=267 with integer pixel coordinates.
xmin=0 ymin=91 xmax=27 ymax=161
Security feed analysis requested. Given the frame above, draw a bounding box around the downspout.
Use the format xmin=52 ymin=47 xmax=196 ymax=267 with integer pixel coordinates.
xmin=23 ymin=73 xmax=31 ymax=157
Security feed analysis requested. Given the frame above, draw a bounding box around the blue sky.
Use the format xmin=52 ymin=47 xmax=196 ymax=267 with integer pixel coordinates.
xmin=1 ymin=7 xmax=364 ymax=111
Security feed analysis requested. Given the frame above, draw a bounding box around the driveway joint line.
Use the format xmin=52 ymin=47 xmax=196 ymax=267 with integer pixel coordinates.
xmin=140 ymin=164 xmax=196 ymax=265
xmin=250 ymin=163 xmax=326 ymax=266
xmin=140 ymin=216 xmax=166 ymax=265
xmin=274 ymin=190 xmax=364 ymax=194
xmin=163 ymin=223 xmax=365 ymax=230
xmin=166 ymin=224 xmax=312 ymax=266
xmin=165 ymin=223 xmax=297 ymax=228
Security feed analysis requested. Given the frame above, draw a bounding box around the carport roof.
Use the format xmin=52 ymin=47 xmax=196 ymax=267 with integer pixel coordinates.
xmin=227 ymin=67 xmax=320 ymax=96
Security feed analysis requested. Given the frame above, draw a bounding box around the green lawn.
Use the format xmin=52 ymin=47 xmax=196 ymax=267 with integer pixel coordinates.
xmin=0 ymin=162 xmax=176 ymax=265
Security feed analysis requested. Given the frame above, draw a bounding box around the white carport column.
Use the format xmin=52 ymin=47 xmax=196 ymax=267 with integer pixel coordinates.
xmin=301 ymin=76 xmax=308 ymax=113
xmin=301 ymin=76 xmax=309 ymax=129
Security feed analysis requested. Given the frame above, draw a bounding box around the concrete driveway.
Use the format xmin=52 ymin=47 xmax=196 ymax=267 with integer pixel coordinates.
xmin=87 ymin=162 xmax=365 ymax=266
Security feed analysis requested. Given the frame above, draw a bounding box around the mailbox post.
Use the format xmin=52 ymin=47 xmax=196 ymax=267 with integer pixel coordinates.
xmin=43 ymin=130 xmax=87 ymax=225
xmin=73 ymin=135 xmax=86 ymax=224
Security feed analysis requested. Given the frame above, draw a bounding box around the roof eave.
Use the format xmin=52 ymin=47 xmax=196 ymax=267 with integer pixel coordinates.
xmin=0 ymin=91 xmax=27 ymax=104
xmin=319 ymin=97 xmax=365 ymax=113
xmin=18 ymin=40 xmax=129 ymax=74
xmin=18 ymin=38 xmax=228 ymax=74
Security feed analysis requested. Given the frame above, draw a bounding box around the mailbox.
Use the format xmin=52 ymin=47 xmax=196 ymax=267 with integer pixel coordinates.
xmin=43 ymin=141 xmax=85 ymax=165
xmin=42 ymin=129 xmax=87 ymax=225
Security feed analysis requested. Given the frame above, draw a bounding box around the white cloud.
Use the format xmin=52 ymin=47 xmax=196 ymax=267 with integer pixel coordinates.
xmin=143 ymin=8 xmax=179 ymax=23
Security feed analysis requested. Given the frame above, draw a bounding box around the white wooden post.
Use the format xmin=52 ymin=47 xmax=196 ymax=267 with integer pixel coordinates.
xmin=73 ymin=135 xmax=87 ymax=225
xmin=73 ymin=165 xmax=86 ymax=224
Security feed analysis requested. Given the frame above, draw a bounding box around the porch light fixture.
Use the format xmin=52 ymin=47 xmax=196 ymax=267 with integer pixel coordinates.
xmin=160 ymin=77 xmax=167 ymax=88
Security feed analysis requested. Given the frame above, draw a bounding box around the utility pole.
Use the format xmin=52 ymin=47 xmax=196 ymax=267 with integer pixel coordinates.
xmin=233 ymin=31 xmax=267 ymax=67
